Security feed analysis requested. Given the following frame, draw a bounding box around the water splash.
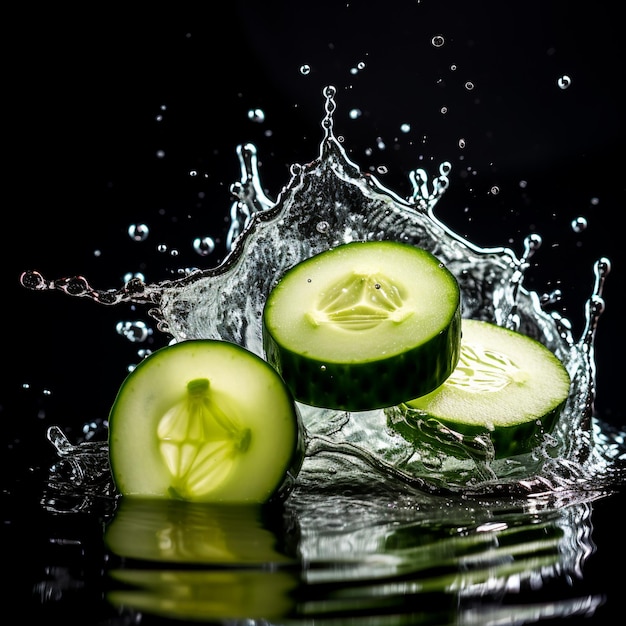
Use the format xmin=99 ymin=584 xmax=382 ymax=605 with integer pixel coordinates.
xmin=22 ymin=85 xmax=625 ymax=504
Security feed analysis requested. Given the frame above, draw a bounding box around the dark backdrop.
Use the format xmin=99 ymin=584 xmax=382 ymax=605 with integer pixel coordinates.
xmin=5 ymin=0 xmax=624 ymax=430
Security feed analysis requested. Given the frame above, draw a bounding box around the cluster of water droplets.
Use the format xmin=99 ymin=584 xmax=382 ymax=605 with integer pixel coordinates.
xmin=22 ymin=85 xmax=626 ymax=509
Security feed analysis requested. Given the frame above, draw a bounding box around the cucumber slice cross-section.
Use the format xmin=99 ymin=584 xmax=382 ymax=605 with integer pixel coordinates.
xmin=393 ymin=319 xmax=572 ymax=458
xmin=262 ymin=240 xmax=462 ymax=411
xmin=108 ymin=339 xmax=305 ymax=503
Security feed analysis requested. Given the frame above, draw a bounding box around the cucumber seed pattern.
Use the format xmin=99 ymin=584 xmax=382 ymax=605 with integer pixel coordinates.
xmin=307 ymin=272 xmax=413 ymax=331
xmin=157 ymin=378 xmax=251 ymax=499
xmin=446 ymin=343 xmax=528 ymax=393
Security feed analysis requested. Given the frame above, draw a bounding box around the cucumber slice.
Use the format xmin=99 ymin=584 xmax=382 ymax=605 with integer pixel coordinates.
xmin=394 ymin=319 xmax=571 ymax=458
xmin=108 ymin=339 xmax=304 ymax=503
xmin=262 ymin=241 xmax=461 ymax=411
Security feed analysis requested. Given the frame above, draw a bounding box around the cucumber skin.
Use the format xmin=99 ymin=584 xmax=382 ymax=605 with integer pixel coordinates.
xmin=392 ymin=401 xmax=564 ymax=459
xmin=264 ymin=306 xmax=462 ymax=412
xmin=392 ymin=318 xmax=572 ymax=458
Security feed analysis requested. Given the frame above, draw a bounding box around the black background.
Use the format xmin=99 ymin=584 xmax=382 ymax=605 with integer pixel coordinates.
xmin=3 ymin=2 xmax=625 ymax=624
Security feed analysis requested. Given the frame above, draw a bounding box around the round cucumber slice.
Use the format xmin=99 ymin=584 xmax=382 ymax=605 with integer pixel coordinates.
xmin=108 ymin=339 xmax=305 ymax=503
xmin=395 ymin=319 xmax=571 ymax=458
xmin=262 ymin=240 xmax=461 ymax=411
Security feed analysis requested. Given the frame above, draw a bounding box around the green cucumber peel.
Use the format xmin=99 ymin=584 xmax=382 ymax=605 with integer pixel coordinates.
xmin=394 ymin=319 xmax=571 ymax=458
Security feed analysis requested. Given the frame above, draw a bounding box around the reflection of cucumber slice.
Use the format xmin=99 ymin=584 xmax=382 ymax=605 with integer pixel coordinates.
xmin=395 ymin=319 xmax=571 ymax=458
xmin=108 ymin=340 xmax=304 ymax=503
xmin=262 ymin=241 xmax=461 ymax=411
xmin=107 ymin=569 xmax=298 ymax=623
xmin=104 ymin=498 xmax=295 ymax=565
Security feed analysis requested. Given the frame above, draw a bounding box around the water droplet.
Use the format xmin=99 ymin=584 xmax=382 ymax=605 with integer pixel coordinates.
xmin=440 ymin=106 xmax=448 ymax=114
xmin=540 ymin=289 xmax=563 ymax=305
xmin=156 ymin=150 xmax=165 ymax=159
xmin=123 ymin=271 xmax=146 ymax=284
xmin=349 ymin=108 xmax=362 ymax=120
xmin=193 ymin=236 xmax=216 ymax=256
xmin=316 ymin=221 xmax=330 ymax=233
xmin=128 ymin=223 xmax=149 ymax=242
xmin=519 ymin=180 xmax=528 ymax=189
xmin=248 ymin=108 xmax=265 ymax=123
xmin=300 ymin=64 xmax=311 ymax=75
xmin=490 ymin=186 xmax=500 ymax=195
xmin=464 ymin=81 xmax=475 ymax=91
xmin=400 ymin=123 xmax=411 ymax=133
xmin=350 ymin=61 xmax=367 ymax=75
xmin=571 ymin=216 xmax=588 ymax=233
xmin=450 ymin=64 xmax=457 ymax=71
xmin=557 ymin=75 xmax=571 ymax=89
xmin=431 ymin=35 xmax=445 ymax=48
xmin=458 ymin=138 xmax=466 ymax=149
xmin=116 ymin=320 xmax=151 ymax=343
xmin=157 ymin=244 xmax=167 ymax=253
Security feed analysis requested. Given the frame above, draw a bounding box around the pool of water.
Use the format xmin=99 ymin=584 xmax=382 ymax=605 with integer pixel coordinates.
xmin=4 ymin=436 xmax=626 ymax=625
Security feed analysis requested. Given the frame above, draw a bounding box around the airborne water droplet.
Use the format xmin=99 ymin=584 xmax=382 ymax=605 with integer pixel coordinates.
xmin=557 ymin=75 xmax=572 ymax=89
xmin=431 ymin=35 xmax=445 ymax=47
xmin=128 ymin=223 xmax=149 ymax=242
xmin=248 ymin=108 xmax=265 ymax=123
xmin=122 ymin=271 xmax=146 ymax=284
xmin=193 ymin=236 xmax=216 ymax=256
xmin=571 ymin=216 xmax=588 ymax=233
xmin=116 ymin=320 xmax=151 ymax=343
xmin=556 ymin=74 xmax=572 ymax=89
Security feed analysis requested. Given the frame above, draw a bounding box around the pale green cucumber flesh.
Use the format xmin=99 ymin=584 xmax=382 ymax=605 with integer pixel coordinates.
xmin=108 ymin=339 xmax=304 ymax=503
xmin=262 ymin=240 xmax=461 ymax=411
xmin=395 ymin=319 xmax=571 ymax=458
